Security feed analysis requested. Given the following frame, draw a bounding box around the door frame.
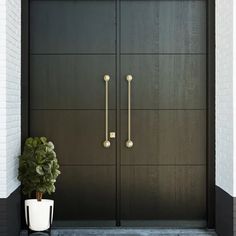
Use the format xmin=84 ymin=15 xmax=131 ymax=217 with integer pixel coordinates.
xmin=206 ymin=0 xmax=215 ymax=229
xmin=21 ymin=0 xmax=216 ymax=228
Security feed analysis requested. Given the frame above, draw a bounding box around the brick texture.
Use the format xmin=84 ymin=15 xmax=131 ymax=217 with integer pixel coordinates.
xmin=216 ymin=0 xmax=236 ymax=197
xmin=0 ymin=0 xmax=21 ymax=198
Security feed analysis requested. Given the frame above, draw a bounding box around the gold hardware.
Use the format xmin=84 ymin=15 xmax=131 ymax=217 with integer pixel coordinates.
xmin=126 ymin=75 xmax=133 ymax=148
xmin=103 ymin=75 xmax=111 ymax=148
xmin=110 ymin=132 xmax=116 ymax=139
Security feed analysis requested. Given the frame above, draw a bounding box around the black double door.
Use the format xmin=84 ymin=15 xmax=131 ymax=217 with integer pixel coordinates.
xmin=30 ymin=0 xmax=207 ymax=226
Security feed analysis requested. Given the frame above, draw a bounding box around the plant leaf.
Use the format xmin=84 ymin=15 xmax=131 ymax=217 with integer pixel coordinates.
xmin=36 ymin=165 xmax=44 ymax=175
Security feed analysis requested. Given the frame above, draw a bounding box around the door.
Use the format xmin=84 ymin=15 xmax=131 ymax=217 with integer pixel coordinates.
xmin=29 ymin=0 xmax=117 ymax=223
xmin=29 ymin=0 xmax=207 ymax=227
xmin=119 ymin=0 xmax=206 ymax=226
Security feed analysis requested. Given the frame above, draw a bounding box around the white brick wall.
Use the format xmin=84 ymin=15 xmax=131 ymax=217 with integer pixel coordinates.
xmin=0 ymin=0 xmax=7 ymax=198
xmin=234 ymin=0 xmax=236 ymax=198
xmin=216 ymin=0 xmax=236 ymax=197
xmin=0 ymin=0 xmax=21 ymax=198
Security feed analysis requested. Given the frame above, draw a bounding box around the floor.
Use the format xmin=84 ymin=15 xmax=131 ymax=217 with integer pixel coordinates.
xmin=20 ymin=228 xmax=217 ymax=236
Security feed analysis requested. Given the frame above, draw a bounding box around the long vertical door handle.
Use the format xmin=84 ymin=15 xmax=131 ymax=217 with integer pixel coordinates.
xmin=103 ymin=75 xmax=111 ymax=148
xmin=126 ymin=75 xmax=133 ymax=148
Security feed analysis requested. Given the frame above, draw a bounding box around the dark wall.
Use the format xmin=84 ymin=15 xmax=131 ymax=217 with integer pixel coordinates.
xmin=234 ymin=200 xmax=236 ymax=236
xmin=0 ymin=197 xmax=7 ymax=234
xmin=21 ymin=0 xmax=29 ymax=230
xmin=215 ymin=186 xmax=235 ymax=236
xmin=0 ymin=187 xmax=21 ymax=236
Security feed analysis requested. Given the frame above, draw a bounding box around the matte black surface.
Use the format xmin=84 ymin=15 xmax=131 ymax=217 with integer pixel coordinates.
xmin=120 ymin=110 xmax=206 ymax=165
xmin=30 ymin=0 xmax=116 ymax=54
xmin=29 ymin=0 xmax=117 ymax=222
xmin=120 ymin=55 xmax=206 ymax=109
xmin=30 ymin=55 xmax=116 ymax=109
xmin=115 ymin=0 xmax=121 ymax=226
xmin=28 ymin=0 xmax=211 ymax=226
xmin=119 ymin=0 xmax=207 ymax=223
xmin=0 ymin=187 xmax=21 ymax=236
xmin=121 ymin=166 xmax=206 ymax=220
xmin=21 ymin=0 xmax=29 ymax=229
xmin=53 ymin=166 xmax=116 ymax=221
xmin=21 ymin=0 xmax=29 ymax=142
xmin=206 ymin=0 xmax=216 ymax=228
xmin=30 ymin=110 xmax=116 ymax=165
xmin=120 ymin=0 xmax=206 ymax=53
xmin=215 ymin=186 xmax=234 ymax=236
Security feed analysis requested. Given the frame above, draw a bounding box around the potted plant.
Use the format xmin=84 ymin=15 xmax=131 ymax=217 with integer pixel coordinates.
xmin=18 ymin=137 xmax=60 ymax=232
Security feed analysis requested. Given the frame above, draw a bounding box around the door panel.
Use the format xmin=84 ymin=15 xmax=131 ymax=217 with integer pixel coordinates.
xmin=121 ymin=110 xmax=206 ymax=165
xmin=120 ymin=0 xmax=206 ymax=224
xmin=175 ymin=166 xmax=206 ymax=219
xmin=30 ymin=55 xmax=116 ymax=109
xmin=54 ymin=166 xmax=116 ymax=220
xmin=29 ymin=0 xmax=208 ymax=225
xmin=121 ymin=55 xmax=206 ymax=109
xmin=30 ymin=110 xmax=116 ymax=165
xmin=29 ymin=0 xmax=117 ymax=223
xmin=121 ymin=166 xmax=176 ymax=220
xmin=121 ymin=166 xmax=206 ymax=220
xmin=121 ymin=0 xmax=206 ymax=53
xmin=30 ymin=0 xmax=116 ymax=54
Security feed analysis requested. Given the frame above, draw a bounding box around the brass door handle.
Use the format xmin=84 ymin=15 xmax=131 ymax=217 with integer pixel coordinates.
xmin=103 ymin=75 xmax=111 ymax=148
xmin=126 ymin=75 xmax=133 ymax=148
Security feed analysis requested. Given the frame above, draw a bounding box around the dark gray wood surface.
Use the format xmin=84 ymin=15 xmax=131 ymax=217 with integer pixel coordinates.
xmin=121 ymin=0 xmax=206 ymax=53
xmin=121 ymin=166 xmax=206 ymax=219
xmin=53 ymin=166 xmax=116 ymax=220
xmin=120 ymin=110 xmax=206 ymax=165
xmin=30 ymin=110 xmax=116 ymax=165
xmin=120 ymin=55 xmax=206 ymax=109
xmin=30 ymin=55 xmax=116 ymax=109
xmin=30 ymin=0 xmax=116 ymax=54
xmin=29 ymin=0 xmax=207 ymax=224
xmin=119 ymin=0 xmax=206 ymax=222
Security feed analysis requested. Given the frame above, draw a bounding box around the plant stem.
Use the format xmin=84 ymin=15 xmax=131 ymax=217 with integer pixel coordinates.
xmin=36 ymin=191 xmax=43 ymax=201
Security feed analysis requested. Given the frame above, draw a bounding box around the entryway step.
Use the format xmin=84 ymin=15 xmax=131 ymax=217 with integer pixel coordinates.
xmin=20 ymin=228 xmax=217 ymax=236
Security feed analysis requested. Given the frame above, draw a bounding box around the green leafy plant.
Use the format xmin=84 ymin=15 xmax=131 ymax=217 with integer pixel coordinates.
xmin=18 ymin=137 xmax=61 ymax=201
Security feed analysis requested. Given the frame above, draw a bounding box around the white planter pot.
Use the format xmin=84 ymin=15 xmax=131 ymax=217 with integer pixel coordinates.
xmin=25 ymin=199 xmax=54 ymax=231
